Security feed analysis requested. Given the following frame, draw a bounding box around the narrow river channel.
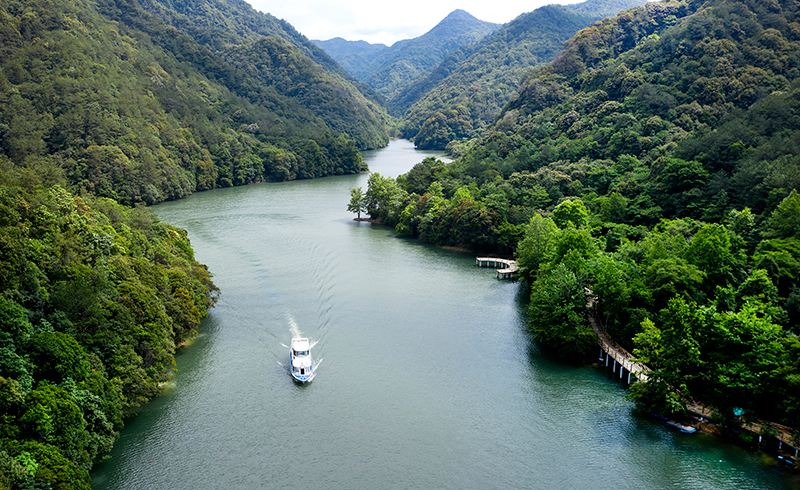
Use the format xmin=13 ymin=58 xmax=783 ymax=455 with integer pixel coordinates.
xmin=92 ymin=140 xmax=798 ymax=489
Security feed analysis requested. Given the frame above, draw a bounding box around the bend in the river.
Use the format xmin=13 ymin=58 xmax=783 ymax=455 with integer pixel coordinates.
xmin=91 ymin=140 xmax=798 ymax=490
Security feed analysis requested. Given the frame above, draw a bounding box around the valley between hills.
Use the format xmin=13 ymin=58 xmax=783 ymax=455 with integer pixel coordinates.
xmin=1 ymin=0 xmax=800 ymax=487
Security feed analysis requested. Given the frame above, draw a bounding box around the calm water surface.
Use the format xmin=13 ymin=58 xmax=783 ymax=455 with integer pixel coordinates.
xmin=92 ymin=140 xmax=798 ymax=489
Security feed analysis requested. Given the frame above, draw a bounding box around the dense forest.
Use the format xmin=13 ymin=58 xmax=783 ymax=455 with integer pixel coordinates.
xmin=137 ymin=0 xmax=392 ymax=149
xmin=398 ymin=0 xmax=648 ymax=149
xmin=353 ymin=0 xmax=800 ymax=432
xmin=2 ymin=0 xmax=800 ymax=485
xmin=0 ymin=165 xmax=217 ymax=489
xmin=0 ymin=0 xmax=379 ymax=208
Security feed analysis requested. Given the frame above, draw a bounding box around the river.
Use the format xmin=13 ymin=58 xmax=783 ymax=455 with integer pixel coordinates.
xmin=91 ymin=139 xmax=798 ymax=489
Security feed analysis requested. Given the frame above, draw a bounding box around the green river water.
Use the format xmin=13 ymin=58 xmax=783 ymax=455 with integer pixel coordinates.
xmin=92 ymin=140 xmax=799 ymax=489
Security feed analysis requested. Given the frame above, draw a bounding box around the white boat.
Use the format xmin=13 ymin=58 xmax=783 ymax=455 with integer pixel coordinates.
xmin=289 ymin=337 xmax=315 ymax=382
xmin=666 ymin=420 xmax=697 ymax=433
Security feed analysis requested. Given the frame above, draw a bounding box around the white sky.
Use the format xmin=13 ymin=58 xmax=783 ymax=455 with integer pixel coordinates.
xmin=246 ymin=1 xmax=580 ymax=46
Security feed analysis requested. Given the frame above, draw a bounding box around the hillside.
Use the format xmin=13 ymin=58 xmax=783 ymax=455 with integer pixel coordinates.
xmin=312 ymin=37 xmax=389 ymax=81
xmin=400 ymin=0 xmax=649 ymax=149
xmin=489 ymin=0 xmax=799 ymax=217
xmin=138 ymin=0 xmax=391 ymax=148
xmin=364 ymin=10 xmax=501 ymax=101
xmin=357 ymin=0 xmax=800 ymax=431
xmin=0 ymin=0 xmax=385 ymax=208
xmin=139 ymin=0 xmax=353 ymax=75
xmin=316 ymin=10 xmax=500 ymax=101
xmin=0 ymin=168 xmax=218 ymax=490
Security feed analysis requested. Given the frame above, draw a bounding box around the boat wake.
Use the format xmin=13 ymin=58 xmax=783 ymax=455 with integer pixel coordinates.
xmin=287 ymin=314 xmax=303 ymax=339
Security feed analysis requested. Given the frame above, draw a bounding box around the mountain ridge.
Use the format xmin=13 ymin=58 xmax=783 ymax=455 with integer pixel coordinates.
xmin=314 ymin=9 xmax=501 ymax=101
xmin=399 ymin=0 xmax=650 ymax=149
xmin=0 ymin=0 xmax=386 ymax=209
xmin=137 ymin=0 xmax=391 ymax=148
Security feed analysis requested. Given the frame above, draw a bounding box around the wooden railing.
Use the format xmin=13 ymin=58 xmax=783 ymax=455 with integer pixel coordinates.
xmin=476 ymin=257 xmax=518 ymax=279
xmin=585 ymin=288 xmax=798 ymax=455
xmin=585 ymin=289 xmax=650 ymax=382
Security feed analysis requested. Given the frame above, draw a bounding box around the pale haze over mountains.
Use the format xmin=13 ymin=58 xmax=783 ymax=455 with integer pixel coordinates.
xmin=311 ymin=0 xmax=649 ymax=148
xmin=246 ymin=0 xmax=586 ymax=45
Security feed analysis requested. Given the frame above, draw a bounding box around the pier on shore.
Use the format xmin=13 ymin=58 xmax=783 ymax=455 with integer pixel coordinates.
xmin=586 ymin=288 xmax=799 ymax=458
xmin=476 ymin=257 xmax=518 ymax=279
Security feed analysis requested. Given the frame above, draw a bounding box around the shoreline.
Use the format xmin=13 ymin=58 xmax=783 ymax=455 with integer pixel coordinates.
xmin=351 ymin=218 xmax=474 ymax=254
xmin=591 ymin=359 xmax=799 ymax=474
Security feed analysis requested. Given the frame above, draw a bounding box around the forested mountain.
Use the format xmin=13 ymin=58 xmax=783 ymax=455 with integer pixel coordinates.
xmin=312 ymin=38 xmax=389 ymax=81
xmin=363 ymin=10 xmax=500 ymax=101
xmin=139 ymin=0 xmax=356 ymax=76
xmin=400 ymin=0 xmax=649 ymax=149
xmin=315 ymin=10 xmax=500 ymax=101
xmin=356 ymin=0 xmax=800 ymax=431
xmin=137 ymin=0 xmax=391 ymax=146
xmin=0 ymin=0 xmax=386 ymax=208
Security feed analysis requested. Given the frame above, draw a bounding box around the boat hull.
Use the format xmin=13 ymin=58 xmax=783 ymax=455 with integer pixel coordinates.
xmin=666 ymin=420 xmax=697 ymax=433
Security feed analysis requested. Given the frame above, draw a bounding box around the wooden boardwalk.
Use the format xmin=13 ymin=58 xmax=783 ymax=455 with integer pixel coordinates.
xmin=686 ymin=403 xmax=799 ymax=455
xmin=585 ymin=288 xmax=799 ymax=456
xmin=585 ymin=289 xmax=650 ymax=383
xmin=476 ymin=257 xmax=518 ymax=279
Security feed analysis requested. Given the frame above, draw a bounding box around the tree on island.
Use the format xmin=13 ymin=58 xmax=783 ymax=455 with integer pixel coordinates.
xmin=348 ymin=186 xmax=367 ymax=219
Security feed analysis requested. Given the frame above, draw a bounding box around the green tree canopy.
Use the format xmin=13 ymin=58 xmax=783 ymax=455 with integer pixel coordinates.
xmin=515 ymin=214 xmax=559 ymax=283
xmin=552 ymin=199 xmax=589 ymax=229
xmin=765 ymin=189 xmax=800 ymax=239
xmin=347 ymin=186 xmax=366 ymax=220
xmin=527 ymin=263 xmax=595 ymax=359
xmin=27 ymin=332 xmax=91 ymax=385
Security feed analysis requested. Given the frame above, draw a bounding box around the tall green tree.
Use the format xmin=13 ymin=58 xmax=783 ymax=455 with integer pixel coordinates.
xmin=19 ymin=385 xmax=89 ymax=470
xmin=630 ymin=297 xmax=704 ymax=416
xmin=699 ymin=301 xmax=787 ymax=421
xmin=527 ymin=264 xmax=595 ymax=359
xmin=552 ymin=199 xmax=589 ymax=229
xmin=347 ymin=186 xmax=366 ymax=220
xmin=516 ymin=214 xmax=560 ymax=283
xmin=364 ymin=173 xmax=407 ymax=224
xmin=684 ymin=224 xmax=743 ymax=295
xmin=765 ymin=189 xmax=800 ymax=239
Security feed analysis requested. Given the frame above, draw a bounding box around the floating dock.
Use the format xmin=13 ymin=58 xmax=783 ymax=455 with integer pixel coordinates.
xmin=476 ymin=257 xmax=518 ymax=279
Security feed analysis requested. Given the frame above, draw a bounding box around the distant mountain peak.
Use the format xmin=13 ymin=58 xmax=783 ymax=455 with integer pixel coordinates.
xmin=316 ymin=9 xmax=500 ymax=98
xmin=442 ymin=9 xmax=478 ymax=21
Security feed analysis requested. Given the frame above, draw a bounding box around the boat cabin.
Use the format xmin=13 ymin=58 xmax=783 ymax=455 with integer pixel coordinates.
xmin=291 ymin=338 xmax=310 ymax=357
